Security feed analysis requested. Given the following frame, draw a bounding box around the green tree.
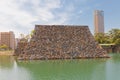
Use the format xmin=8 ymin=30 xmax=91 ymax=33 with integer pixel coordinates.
xmin=30 ymin=30 xmax=35 ymax=37
xmin=19 ymin=34 xmax=29 ymax=43
xmin=94 ymin=33 xmax=110 ymax=44
xmin=108 ymin=29 xmax=120 ymax=45
xmin=0 ymin=44 xmax=9 ymax=50
xmin=95 ymin=28 xmax=120 ymax=45
xmin=19 ymin=30 xmax=35 ymax=43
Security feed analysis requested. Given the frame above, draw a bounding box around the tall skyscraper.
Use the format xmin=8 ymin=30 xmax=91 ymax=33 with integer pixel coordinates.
xmin=0 ymin=31 xmax=15 ymax=50
xmin=94 ymin=10 xmax=104 ymax=34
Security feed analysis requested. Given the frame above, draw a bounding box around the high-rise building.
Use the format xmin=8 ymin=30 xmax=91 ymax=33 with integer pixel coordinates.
xmin=94 ymin=10 xmax=104 ymax=34
xmin=0 ymin=31 xmax=15 ymax=50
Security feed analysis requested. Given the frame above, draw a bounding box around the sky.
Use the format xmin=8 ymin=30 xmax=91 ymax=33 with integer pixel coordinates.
xmin=0 ymin=0 xmax=120 ymax=38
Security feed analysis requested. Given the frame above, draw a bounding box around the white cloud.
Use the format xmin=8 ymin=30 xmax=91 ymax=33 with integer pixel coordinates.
xmin=0 ymin=0 xmax=66 ymax=37
xmin=0 ymin=0 xmax=72 ymax=37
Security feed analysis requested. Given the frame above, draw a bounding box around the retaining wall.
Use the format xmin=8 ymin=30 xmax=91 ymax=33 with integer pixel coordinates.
xmin=17 ymin=25 xmax=109 ymax=60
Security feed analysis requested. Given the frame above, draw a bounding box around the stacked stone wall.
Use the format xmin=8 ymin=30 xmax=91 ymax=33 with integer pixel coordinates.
xmin=14 ymin=42 xmax=27 ymax=56
xmin=17 ymin=25 xmax=109 ymax=60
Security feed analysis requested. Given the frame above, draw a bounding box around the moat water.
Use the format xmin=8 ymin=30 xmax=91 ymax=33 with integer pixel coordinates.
xmin=0 ymin=54 xmax=120 ymax=80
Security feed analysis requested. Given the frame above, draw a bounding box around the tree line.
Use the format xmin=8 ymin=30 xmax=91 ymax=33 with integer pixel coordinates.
xmin=94 ymin=29 xmax=120 ymax=45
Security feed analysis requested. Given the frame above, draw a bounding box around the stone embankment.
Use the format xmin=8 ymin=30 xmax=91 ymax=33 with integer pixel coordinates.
xmin=15 ymin=25 xmax=109 ymax=60
xmin=102 ymin=45 xmax=120 ymax=53
xmin=14 ymin=41 xmax=27 ymax=56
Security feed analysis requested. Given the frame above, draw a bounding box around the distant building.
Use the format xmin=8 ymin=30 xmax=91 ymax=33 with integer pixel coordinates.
xmin=94 ymin=10 xmax=104 ymax=34
xmin=0 ymin=31 xmax=15 ymax=50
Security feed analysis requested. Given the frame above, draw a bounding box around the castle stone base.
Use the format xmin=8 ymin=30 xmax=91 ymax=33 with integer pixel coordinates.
xmin=17 ymin=25 xmax=109 ymax=60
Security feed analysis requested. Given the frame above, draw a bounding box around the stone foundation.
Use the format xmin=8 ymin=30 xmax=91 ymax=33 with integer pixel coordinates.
xmin=102 ymin=45 xmax=120 ymax=53
xmin=17 ymin=25 xmax=109 ymax=60
xmin=14 ymin=41 xmax=27 ymax=56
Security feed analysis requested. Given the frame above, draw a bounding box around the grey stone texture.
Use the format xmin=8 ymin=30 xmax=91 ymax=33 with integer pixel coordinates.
xmin=17 ymin=25 xmax=109 ymax=60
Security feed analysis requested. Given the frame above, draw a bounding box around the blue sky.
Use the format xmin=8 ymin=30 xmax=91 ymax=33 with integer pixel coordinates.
xmin=0 ymin=0 xmax=120 ymax=37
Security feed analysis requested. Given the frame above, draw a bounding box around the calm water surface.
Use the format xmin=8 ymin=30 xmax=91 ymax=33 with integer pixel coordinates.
xmin=0 ymin=54 xmax=120 ymax=80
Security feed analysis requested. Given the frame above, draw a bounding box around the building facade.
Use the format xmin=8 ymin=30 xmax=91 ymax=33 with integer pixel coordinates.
xmin=94 ymin=10 xmax=104 ymax=34
xmin=0 ymin=31 xmax=15 ymax=50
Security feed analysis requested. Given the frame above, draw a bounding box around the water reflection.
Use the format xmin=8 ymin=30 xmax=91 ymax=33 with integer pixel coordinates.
xmin=0 ymin=54 xmax=120 ymax=80
xmin=0 ymin=56 xmax=32 ymax=80
xmin=106 ymin=54 xmax=120 ymax=80
xmin=0 ymin=56 xmax=14 ymax=68
xmin=17 ymin=59 xmax=107 ymax=80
